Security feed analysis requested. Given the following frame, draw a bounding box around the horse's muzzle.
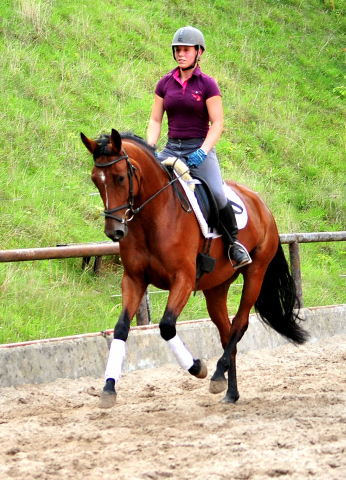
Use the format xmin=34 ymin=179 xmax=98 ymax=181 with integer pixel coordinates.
xmin=104 ymin=221 xmax=128 ymax=242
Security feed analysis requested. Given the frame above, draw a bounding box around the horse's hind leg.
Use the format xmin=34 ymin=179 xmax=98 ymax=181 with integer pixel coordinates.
xmin=219 ymin=267 xmax=267 ymax=403
xmin=203 ymin=281 xmax=234 ymax=394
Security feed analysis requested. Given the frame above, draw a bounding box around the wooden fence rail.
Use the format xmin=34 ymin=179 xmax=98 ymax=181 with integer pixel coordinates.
xmin=1 ymin=232 xmax=346 ymax=324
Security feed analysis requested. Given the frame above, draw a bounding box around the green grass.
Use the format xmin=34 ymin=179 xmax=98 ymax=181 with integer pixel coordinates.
xmin=1 ymin=0 xmax=346 ymax=343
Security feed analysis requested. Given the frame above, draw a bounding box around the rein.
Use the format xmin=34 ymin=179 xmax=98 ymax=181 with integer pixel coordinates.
xmin=94 ymin=148 xmax=191 ymax=225
xmin=132 ymin=162 xmax=191 ymax=216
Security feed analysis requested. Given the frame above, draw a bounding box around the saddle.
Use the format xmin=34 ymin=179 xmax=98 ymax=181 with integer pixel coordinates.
xmin=161 ymin=157 xmax=248 ymax=290
xmin=191 ymin=174 xmax=219 ymax=231
xmin=161 ymin=158 xmax=247 ymax=235
xmin=161 ymin=157 xmax=220 ymax=232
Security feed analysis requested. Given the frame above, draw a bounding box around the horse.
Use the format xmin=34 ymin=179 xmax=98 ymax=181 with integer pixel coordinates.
xmin=81 ymin=129 xmax=308 ymax=408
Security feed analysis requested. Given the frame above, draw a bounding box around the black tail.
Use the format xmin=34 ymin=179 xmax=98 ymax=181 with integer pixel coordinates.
xmin=254 ymin=241 xmax=308 ymax=345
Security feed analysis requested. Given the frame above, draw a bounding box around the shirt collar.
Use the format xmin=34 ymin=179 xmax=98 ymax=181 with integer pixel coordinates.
xmin=172 ymin=65 xmax=201 ymax=76
xmin=172 ymin=65 xmax=201 ymax=87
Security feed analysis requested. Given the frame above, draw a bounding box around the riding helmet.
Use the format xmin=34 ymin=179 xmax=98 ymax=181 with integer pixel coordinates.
xmin=171 ymin=26 xmax=206 ymax=51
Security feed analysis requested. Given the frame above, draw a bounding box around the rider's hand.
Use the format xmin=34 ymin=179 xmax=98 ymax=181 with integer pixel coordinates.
xmin=187 ymin=148 xmax=207 ymax=168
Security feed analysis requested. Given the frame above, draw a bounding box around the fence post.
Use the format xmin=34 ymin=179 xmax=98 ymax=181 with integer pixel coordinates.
xmin=135 ymin=291 xmax=151 ymax=325
xmin=93 ymin=256 xmax=103 ymax=275
xmin=289 ymin=241 xmax=303 ymax=308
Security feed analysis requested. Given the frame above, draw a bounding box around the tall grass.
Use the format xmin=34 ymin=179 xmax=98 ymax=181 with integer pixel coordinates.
xmin=1 ymin=0 xmax=346 ymax=343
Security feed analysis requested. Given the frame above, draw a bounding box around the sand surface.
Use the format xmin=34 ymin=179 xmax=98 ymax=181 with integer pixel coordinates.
xmin=1 ymin=334 xmax=345 ymax=479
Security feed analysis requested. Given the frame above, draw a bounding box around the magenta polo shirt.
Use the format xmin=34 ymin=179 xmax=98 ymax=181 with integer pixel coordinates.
xmin=154 ymin=66 xmax=221 ymax=140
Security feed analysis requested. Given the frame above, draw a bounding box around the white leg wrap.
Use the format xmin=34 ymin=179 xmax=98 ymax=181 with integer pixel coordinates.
xmin=167 ymin=335 xmax=194 ymax=371
xmin=104 ymin=339 xmax=126 ymax=383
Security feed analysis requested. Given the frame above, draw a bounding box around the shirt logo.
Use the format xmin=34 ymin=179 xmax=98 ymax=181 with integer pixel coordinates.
xmin=192 ymin=91 xmax=202 ymax=101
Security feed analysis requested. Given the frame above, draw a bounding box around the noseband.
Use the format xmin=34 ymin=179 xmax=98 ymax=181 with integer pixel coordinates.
xmin=94 ymin=148 xmax=137 ymax=224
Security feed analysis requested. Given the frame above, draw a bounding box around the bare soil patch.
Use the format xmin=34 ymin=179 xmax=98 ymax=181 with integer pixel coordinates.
xmin=1 ymin=334 xmax=346 ymax=480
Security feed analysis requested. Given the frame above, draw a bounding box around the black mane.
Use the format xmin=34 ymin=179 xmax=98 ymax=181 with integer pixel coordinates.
xmin=94 ymin=131 xmax=156 ymax=158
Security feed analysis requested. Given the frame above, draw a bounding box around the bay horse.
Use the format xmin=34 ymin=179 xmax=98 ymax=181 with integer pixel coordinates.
xmin=81 ymin=129 xmax=308 ymax=408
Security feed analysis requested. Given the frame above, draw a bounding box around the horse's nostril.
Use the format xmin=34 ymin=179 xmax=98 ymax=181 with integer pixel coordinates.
xmin=114 ymin=230 xmax=125 ymax=241
xmin=105 ymin=224 xmax=128 ymax=242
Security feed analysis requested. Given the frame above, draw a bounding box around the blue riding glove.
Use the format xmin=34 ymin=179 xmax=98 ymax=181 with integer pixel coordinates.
xmin=187 ymin=148 xmax=207 ymax=168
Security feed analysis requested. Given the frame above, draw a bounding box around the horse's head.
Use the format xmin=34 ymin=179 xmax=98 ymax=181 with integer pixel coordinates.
xmin=81 ymin=129 xmax=137 ymax=242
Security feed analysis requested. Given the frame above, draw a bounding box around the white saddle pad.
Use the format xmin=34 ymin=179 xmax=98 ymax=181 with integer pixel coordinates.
xmin=178 ymin=177 xmax=248 ymax=239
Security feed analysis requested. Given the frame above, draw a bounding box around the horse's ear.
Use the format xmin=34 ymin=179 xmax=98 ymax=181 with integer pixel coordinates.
xmin=110 ymin=129 xmax=122 ymax=153
xmin=80 ymin=132 xmax=98 ymax=154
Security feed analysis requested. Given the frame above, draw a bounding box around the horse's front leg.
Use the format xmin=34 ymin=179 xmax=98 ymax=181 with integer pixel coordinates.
xmin=99 ymin=275 xmax=146 ymax=409
xmin=159 ymin=272 xmax=207 ymax=380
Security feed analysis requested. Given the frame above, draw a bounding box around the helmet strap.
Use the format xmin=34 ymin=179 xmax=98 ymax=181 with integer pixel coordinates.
xmin=181 ymin=64 xmax=195 ymax=71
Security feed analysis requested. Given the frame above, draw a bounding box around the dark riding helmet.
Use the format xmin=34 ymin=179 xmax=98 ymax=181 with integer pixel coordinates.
xmin=171 ymin=26 xmax=206 ymax=51
xmin=171 ymin=26 xmax=206 ymax=69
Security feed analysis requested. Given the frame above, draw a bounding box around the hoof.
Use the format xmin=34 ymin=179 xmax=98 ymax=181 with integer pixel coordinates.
xmin=219 ymin=393 xmax=239 ymax=404
xmin=209 ymin=379 xmax=227 ymax=394
xmin=195 ymin=359 xmax=208 ymax=379
xmin=189 ymin=359 xmax=208 ymax=379
xmin=98 ymin=390 xmax=117 ymax=409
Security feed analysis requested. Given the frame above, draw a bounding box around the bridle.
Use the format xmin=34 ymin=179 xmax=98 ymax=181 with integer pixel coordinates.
xmin=94 ymin=148 xmax=137 ymax=224
xmin=93 ymin=147 xmax=191 ymax=226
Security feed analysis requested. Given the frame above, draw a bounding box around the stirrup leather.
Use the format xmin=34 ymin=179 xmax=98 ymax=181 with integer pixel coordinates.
xmin=228 ymin=241 xmax=252 ymax=269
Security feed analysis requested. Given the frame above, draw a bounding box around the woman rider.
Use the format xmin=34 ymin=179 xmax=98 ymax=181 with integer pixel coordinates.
xmin=146 ymin=26 xmax=251 ymax=268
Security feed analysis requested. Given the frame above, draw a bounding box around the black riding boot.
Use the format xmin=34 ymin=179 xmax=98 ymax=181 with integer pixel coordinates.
xmin=218 ymin=201 xmax=252 ymax=269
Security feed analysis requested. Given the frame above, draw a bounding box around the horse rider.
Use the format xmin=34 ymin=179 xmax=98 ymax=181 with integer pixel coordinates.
xmin=146 ymin=26 xmax=251 ymax=268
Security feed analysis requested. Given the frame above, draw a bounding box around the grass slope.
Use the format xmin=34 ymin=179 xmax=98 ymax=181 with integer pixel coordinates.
xmin=0 ymin=0 xmax=346 ymax=343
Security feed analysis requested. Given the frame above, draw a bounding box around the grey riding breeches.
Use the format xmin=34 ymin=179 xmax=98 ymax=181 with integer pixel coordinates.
xmin=157 ymin=138 xmax=228 ymax=209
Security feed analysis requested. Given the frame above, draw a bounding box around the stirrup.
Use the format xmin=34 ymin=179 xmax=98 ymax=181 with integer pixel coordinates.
xmin=228 ymin=241 xmax=252 ymax=269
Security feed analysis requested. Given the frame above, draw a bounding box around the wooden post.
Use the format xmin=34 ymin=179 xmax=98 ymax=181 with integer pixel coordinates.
xmin=93 ymin=256 xmax=103 ymax=275
xmin=289 ymin=241 xmax=303 ymax=308
xmin=136 ymin=291 xmax=151 ymax=325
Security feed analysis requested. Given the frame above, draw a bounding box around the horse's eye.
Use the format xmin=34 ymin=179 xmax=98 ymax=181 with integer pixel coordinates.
xmin=118 ymin=175 xmax=125 ymax=184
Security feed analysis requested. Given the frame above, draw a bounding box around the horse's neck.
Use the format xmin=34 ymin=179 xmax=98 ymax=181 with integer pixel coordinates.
xmin=129 ymin=147 xmax=173 ymax=206
xmin=123 ymin=139 xmax=186 ymax=213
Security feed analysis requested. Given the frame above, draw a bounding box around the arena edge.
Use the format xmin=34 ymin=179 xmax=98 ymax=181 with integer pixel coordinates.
xmin=1 ymin=304 xmax=346 ymax=388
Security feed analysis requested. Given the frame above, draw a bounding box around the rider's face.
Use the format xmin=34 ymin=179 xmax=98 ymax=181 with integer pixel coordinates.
xmin=174 ymin=46 xmax=200 ymax=68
